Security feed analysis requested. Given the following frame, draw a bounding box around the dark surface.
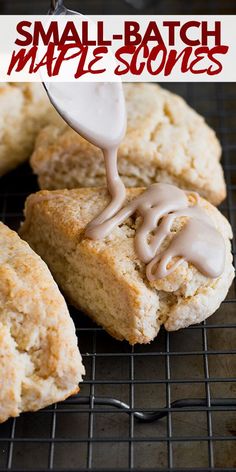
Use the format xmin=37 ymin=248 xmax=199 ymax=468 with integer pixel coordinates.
xmin=0 ymin=83 xmax=235 ymax=471
xmin=1 ymin=1 xmax=236 ymax=470
xmin=0 ymin=0 xmax=236 ymax=14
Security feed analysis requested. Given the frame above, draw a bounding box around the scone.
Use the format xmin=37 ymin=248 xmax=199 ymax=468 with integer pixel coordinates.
xmin=30 ymin=83 xmax=225 ymax=205
xmin=0 ymin=222 xmax=84 ymax=423
xmin=0 ymin=83 xmax=54 ymax=176
xmin=20 ymin=188 xmax=234 ymax=345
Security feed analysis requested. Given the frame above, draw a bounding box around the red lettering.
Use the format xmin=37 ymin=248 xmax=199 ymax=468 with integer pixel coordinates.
xmin=15 ymin=21 xmax=32 ymax=46
xmin=207 ymin=45 xmax=228 ymax=74
xmin=7 ymin=46 xmax=37 ymax=74
xmin=164 ymin=47 xmax=192 ymax=75
xmin=187 ymin=46 xmax=209 ymax=74
xmin=60 ymin=21 xmax=83 ymax=46
xmin=124 ymin=22 xmax=142 ymax=46
xmin=147 ymin=45 xmax=167 ymax=74
xmin=163 ymin=21 xmax=180 ymax=46
xmin=34 ymin=21 xmax=59 ymax=46
xmin=202 ymin=21 xmax=221 ymax=46
xmin=142 ymin=21 xmax=165 ymax=45
xmin=97 ymin=21 xmax=111 ymax=46
xmin=33 ymin=43 xmax=56 ymax=75
xmin=75 ymin=46 xmax=107 ymax=78
xmin=115 ymin=46 xmax=135 ymax=75
xmin=180 ymin=21 xmax=201 ymax=46
xmin=53 ymin=44 xmax=84 ymax=76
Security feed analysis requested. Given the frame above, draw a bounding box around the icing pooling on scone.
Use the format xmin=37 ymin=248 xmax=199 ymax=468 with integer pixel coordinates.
xmin=46 ymin=82 xmax=226 ymax=281
xmin=86 ymin=183 xmax=225 ymax=281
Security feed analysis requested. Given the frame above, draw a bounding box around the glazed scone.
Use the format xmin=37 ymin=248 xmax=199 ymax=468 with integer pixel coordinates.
xmin=31 ymin=83 xmax=225 ymax=205
xmin=0 ymin=83 xmax=54 ymax=176
xmin=0 ymin=222 xmax=84 ymax=423
xmin=20 ymin=188 xmax=234 ymax=345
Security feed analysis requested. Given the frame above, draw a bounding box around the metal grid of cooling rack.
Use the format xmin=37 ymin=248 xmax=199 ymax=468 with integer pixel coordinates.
xmin=0 ymin=83 xmax=236 ymax=471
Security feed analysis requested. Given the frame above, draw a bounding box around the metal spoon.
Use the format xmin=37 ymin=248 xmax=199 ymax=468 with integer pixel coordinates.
xmin=44 ymin=0 xmax=126 ymax=151
xmin=49 ymin=0 xmax=78 ymax=15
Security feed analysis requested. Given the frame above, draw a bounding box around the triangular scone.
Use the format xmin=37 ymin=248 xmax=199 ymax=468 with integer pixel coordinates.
xmin=20 ymin=188 xmax=234 ymax=345
xmin=31 ymin=83 xmax=225 ymax=205
xmin=0 ymin=222 xmax=84 ymax=423
xmin=0 ymin=83 xmax=55 ymax=176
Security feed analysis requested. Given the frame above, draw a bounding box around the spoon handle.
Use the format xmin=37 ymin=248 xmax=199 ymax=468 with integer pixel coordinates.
xmin=50 ymin=0 xmax=64 ymax=13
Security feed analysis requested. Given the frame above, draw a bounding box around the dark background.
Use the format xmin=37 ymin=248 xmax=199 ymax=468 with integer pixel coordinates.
xmin=0 ymin=0 xmax=235 ymax=14
xmin=0 ymin=1 xmax=236 ymax=472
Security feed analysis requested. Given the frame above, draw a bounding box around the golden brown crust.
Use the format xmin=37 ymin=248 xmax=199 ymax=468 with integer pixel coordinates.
xmin=31 ymin=83 xmax=225 ymax=205
xmin=0 ymin=83 xmax=54 ymax=176
xmin=20 ymin=187 xmax=234 ymax=345
xmin=0 ymin=222 xmax=84 ymax=423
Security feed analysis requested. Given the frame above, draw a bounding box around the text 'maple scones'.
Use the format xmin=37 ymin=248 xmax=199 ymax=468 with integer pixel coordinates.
xmin=20 ymin=188 xmax=234 ymax=345
xmin=31 ymin=83 xmax=226 ymax=205
xmin=0 ymin=222 xmax=84 ymax=423
xmin=0 ymin=83 xmax=54 ymax=176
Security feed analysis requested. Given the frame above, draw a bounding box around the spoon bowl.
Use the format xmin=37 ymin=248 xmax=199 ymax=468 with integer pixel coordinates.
xmin=43 ymin=1 xmax=126 ymax=149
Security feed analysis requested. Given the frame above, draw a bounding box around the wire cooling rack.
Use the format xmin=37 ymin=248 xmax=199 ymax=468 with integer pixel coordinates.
xmin=0 ymin=83 xmax=236 ymax=471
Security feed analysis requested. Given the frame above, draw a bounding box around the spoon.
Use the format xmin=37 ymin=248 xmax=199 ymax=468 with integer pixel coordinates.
xmin=44 ymin=1 xmax=126 ymax=150
xmin=49 ymin=0 xmax=77 ymax=15
xmin=44 ymin=0 xmax=127 ymax=223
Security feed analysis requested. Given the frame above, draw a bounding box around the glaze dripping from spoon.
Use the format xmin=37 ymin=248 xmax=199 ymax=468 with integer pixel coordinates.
xmin=44 ymin=2 xmax=226 ymax=281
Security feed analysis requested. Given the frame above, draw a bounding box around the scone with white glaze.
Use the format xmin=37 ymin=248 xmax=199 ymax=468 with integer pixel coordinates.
xmin=0 ymin=83 xmax=54 ymax=176
xmin=30 ymin=83 xmax=225 ymax=205
xmin=0 ymin=222 xmax=84 ymax=423
xmin=20 ymin=187 xmax=234 ymax=345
